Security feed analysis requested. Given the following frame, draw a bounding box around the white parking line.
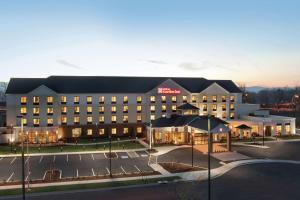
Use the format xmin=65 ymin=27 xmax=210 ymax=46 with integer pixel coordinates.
xmin=106 ymin=167 xmax=110 ymax=175
xmin=39 ymin=156 xmax=43 ymax=163
xmin=0 ymin=157 xmax=3 ymax=161
xmin=10 ymin=157 xmax=16 ymax=165
xmin=76 ymin=169 xmax=79 ymax=178
xmin=79 ymin=154 xmax=82 ymax=161
xmin=25 ymin=156 xmax=30 ymax=164
xmin=134 ymin=165 xmax=141 ymax=172
xmin=6 ymin=172 xmax=14 ymax=182
xmin=53 ymin=155 xmax=56 ymax=162
xmin=66 ymin=154 xmax=69 ymax=163
xmin=91 ymin=154 xmax=95 ymax=161
xmin=120 ymin=166 xmax=127 ymax=174
xmin=43 ymin=171 xmax=47 ymax=180
xmin=144 ymin=150 xmax=149 ymax=155
xmin=91 ymin=168 xmax=95 ymax=176
xmin=25 ymin=171 xmax=31 ymax=181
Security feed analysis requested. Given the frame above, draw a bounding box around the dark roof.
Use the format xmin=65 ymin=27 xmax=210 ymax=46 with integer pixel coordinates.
xmin=177 ymin=103 xmax=199 ymax=110
xmin=151 ymin=115 xmax=228 ymax=131
xmin=235 ymin=124 xmax=252 ymax=129
xmin=6 ymin=76 xmax=241 ymax=94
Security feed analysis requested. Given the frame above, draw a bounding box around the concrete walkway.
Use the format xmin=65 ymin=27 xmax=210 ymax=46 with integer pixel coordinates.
xmin=151 ymin=145 xmax=189 ymax=156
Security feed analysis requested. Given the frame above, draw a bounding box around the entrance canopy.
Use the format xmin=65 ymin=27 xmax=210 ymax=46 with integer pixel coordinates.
xmin=235 ymin=124 xmax=252 ymax=130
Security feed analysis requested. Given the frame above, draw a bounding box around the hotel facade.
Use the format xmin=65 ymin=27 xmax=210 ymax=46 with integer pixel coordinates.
xmin=4 ymin=76 xmax=296 ymax=144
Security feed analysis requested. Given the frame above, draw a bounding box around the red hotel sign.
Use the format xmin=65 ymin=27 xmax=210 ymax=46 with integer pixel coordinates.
xmin=158 ymin=88 xmax=181 ymax=94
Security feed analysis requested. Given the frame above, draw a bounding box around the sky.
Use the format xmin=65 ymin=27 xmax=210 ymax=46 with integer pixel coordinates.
xmin=0 ymin=0 xmax=300 ymax=87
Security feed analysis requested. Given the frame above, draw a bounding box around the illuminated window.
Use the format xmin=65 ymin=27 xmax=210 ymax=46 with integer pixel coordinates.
xmin=172 ymin=105 xmax=177 ymax=112
xmin=61 ymin=96 xmax=67 ymax=104
xmin=203 ymin=104 xmax=208 ymax=111
xmin=230 ymin=104 xmax=235 ymax=110
xmin=47 ymin=118 xmax=53 ymax=126
xmin=222 ymin=113 xmax=227 ymax=119
xmin=161 ymin=105 xmax=167 ymax=112
xmin=33 ymin=118 xmax=40 ymax=126
xmin=222 ymin=96 xmax=226 ymax=102
xmin=111 ymin=96 xmax=117 ymax=104
xmin=87 ymin=106 xmax=93 ymax=113
xmin=111 ymin=128 xmax=117 ymax=135
xmin=150 ymin=96 xmax=155 ymax=103
xmin=47 ymin=96 xmax=53 ymax=104
xmin=192 ymin=95 xmax=197 ymax=103
xmin=123 ymin=105 xmax=129 ymax=113
xmin=137 ymin=115 xmax=142 ymax=122
xmin=136 ymin=96 xmax=142 ymax=103
xmin=33 ymin=107 xmax=39 ymax=115
xmin=99 ymin=128 xmax=105 ymax=135
xmin=20 ymin=96 xmax=27 ymax=104
xmin=230 ymin=112 xmax=235 ymax=119
xmin=87 ymin=129 xmax=93 ymax=135
xmin=87 ymin=116 xmax=93 ymax=124
xmin=123 ymin=128 xmax=129 ymax=134
xmin=123 ymin=96 xmax=128 ymax=103
xmin=47 ymin=107 xmax=54 ymax=115
xmin=137 ymin=105 xmax=142 ymax=113
xmin=137 ymin=127 xmax=142 ymax=133
xmin=74 ymin=96 xmax=80 ymax=104
xmin=111 ymin=115 xmax=117 ymax=123
xmin=20 ymin=107 xmax=27 ymax=115
xmin=61 ymin=106 xmax=67 ymax=114
xmin=202 ymin=96 xmax=207 ymax=102
xmin=86 ymin=96 xmax=92 ymax=104
xmin=74 ymin=106 xmax=80 ymax=114
xmin=285 ymin=124 xmax=291 ymax=134
xmin=33 ymin=96 xmax=39 ymax=104
xmin=99 ymin=96 xmax=105 ymax=103
xmin=22 ymin=118 xmax=27 ymax=125
xmin=230 ymin=95 xmax=235 ymax=102
xmin=222 ymin=104 xmax=226 ymax=111
xmin=72 ymin=128 xmax=81 ymax=137
xmin=99 ymin=116 xmax=105 ymax=123
xmin=150 ymin=105 xmax=155 ymax=112
xmin=123 ymin=115 xmax=128 ymax=123
xmin=161 ymin=96 xmax=166 ymax=102
xmin=212 ymin=95 xmax=217 ymax=102
xmin=61 ymin=116 xmax=67 ymax=124
xmin=99 ymin=106 xmax=104 ymax=113
xmin=74 ymin=116 xmax=80 ymax=124
xmin=277 ymin=124 xmax=282 ymax=135
xmin=182 ymin=95 xmax=187 ymax=103
xmin=150 ymin=114 xmax=155 ymax=120
xmin=111 ymin=106 xmax=117 ymax=113
xmin=212 ymin=104 xmax=217 ymax=111
xmin=171 ymin=96 xmax=177 ymax=102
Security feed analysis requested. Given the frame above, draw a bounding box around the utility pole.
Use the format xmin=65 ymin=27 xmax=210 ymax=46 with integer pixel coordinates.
xmin=207 ymin=115 xmax=211 ymax=200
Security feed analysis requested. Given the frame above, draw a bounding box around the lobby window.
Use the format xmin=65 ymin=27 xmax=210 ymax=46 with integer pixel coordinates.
xmin=212 ymin=95 xmax=217 ymax=102
xmin=61 ymin=96 xmax=67 ymax=104
xmin=222 ymin=104 xmax=226 ymax=111
xmin=192 ymin=95 xmax=197 ymax=103
xmin=182 ymin=95 xmax=187 ymax=103
xmin=150 ymin=96 xmax=155 ymax=103
xmin=111 ymin=96 xmax=117 ymax=104
xmin=74 ymin=96 xmax=80 ymax=104
xmin=111 ymin=115 xmax=117 ymax=123
xmin=137 ymin=105 xmax=142 ymax=113
xmin=22 ymin=118 xmax=27 ymax=126
xmin=87 ymin=116 xmax=93 ymax=124
xmin=230 ymin=104 xmax=235 ymax=110
xmin=99 ymin=128 xmax=105 ymax=135
xmin=161 ymin=105 xmax=167 ymax=112
xmin=87 ymin=106 xmax=93 ymax=114
xmin=230 ymin=95 xmax=235 ymax=102
xmin=33 ymin=96 xmax=39 ymax=105
xmin=172 ymin=105 xmax=177 ymax=112
xmin=111 ymin=128 xmax=117 ymax=135
xmin=230 ymin=112 xmax=235 ymax=119
xmin=137 ymin=115 xmax=142 ymax=122
xmin=61 ymin=106 xmax=67 ymax=114
xmin=47 ymin=107 xmax=54 ymax=115
xmin=285 ymin=123 xmax=291 ymax=134
xmin=74 ymin=116 xmax=80 ymax=124
xmin=99 ymin=106 xmax=104 ymax=113
xmin=203 ymin=104 xmax=208 ymax=111
xmin=72 ymin=128 xmax=81 ymax=138
xmin=123 ymin=115 xmax=128 ymax=123
xmin=172 ymin=96 xmax=177 ymax=103
xmin=161 ymin=96 xmax=166 ymax=103
xmin=87 ymin=129 xmax=93 ymax=136
xmin=33 ymin=118 xmax=40 ymax=126
xmin=202 ymin=96 xmax=207 ymax=102
xmin=99 ymin=96 xmax=105 ymax=104
xmin=277 ymin=124 xmax=282 ymax=135
xmin=20 ymin=107 xmax=27 ymax=115
xmin=123 ymin=105 xmax=129 ymax=113
xmin=111 ymin=106 xmax=117 ymax=113
xmin=150 ymin=105 xmax=155 ymax=112
xmin=20 ymin=96 xmax=27 ymax=105
xmin=47 ymin=96 xmax=53 ymax=105
xmin=74 ymin=106 xmax=80 ymax=114
xmin=150 ymin=114 xmax=155 ymax=121
xmin=137 ymin=96 xmax=142 ymax=103
xmin=123 ymin=127 xmax=129 ymax=134
xmin=47 ymin=118 xmax=53 ymax=126
xmin=61 ymin=116 xmax=67 ymax=125
xmin=33 ymin=107 xmax=39 ymax=115
xmin=137 ymin=127 xmax=142 ymax=134
xmin=222 ymin=96 xmax=226 ymax=102
xmin=212 ymin=104 xmax=217 ymax=111
xmin=123 ymin=96 xmax=128 ymax=104
xmin=99 ymin=116 xmax=105 ymax=123
xmin=86 ymin=96 xmax=93 ymax=104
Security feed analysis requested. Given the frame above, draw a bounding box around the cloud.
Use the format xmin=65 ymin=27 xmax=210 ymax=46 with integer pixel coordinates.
xmin=178 ymin=61 xmax=236 ymax=71
xmin=144 ymin=59 xmax=168 ymax=65
xmin=56 ymin=59 xmax=84 ymax=70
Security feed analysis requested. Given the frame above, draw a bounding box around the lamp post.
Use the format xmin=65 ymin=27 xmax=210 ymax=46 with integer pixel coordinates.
xmin=149 ymin=118 xmax=152 ymax=150
xmin=10 ymin=124 xmax=13 ymax=152
xmin=26 ymin=131 xmax=30 ymax=190
xmin=263 ymin=124 xmax=265 ymax=146
xmin=109 ymin=133 xmax=112 ymax=178
xmin=191 ymin=132 xmax=194 ymax=167
xmin=207 ymin=114 xmax=211 ymax=200
xmin=17 ymin=115 xmax=25 ymax=200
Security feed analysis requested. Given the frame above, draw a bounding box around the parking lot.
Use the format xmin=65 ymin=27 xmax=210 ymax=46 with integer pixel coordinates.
xmin=0 ymin=150 xmax=153 ymax=183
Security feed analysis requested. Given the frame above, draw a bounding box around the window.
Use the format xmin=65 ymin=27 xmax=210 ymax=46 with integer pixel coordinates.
xmin=33 ymin=107 xmax=39 ymax=115
xmin=74 ymin=106 xmax=80 ymax=114
xmin=111 ymin=106 xmax=117 ymax=113
xmin=222 ymin=113 xmax=227 ymax=119
xmin=87 ymin=116 xmax=93 ymax=124
xmin=61 ymin=116 xmax=67 ymax=124
xmin=230 ymin=112 xmax=235 ymax=119
xmin=150 ymin=96 xmax=155 ymax=103
xmin=123 ymin=115 xmax=128 ymax=123
xmin=87 ymin=106 xmax=93 ymax=114
xmin=111 ymin=115 xmax=117 ymax=123
xmin=72 ymin=128 xmax=81 ymax=137
xmin=137 ymin=115 xmax=142 ymax=122
xmin=230 ymin=95 xmax=235 ymax=102
xmin=182 ymin=95 xmax=187 ymax=103
xmin=61 ymin=96 xmax=67 ymax=104
xmin=222 ymin=104 xmax=226 ymax=111
xmin=86 ymin=96 xmax=92 ymax=104
xmin=137 ymin=105 xmax=142 ymax=113
xmin=111 ymin=96 xmax=117 ymax=104
xmin=122 ymin=105 xmax=128 ymax=113
xmin=285 ymin=124 xmax=291 ymax=134
xmin=230 ymin=104 xmax=235 ymax=110
xmin=202 ymin=96 xmax=207 ymax=102
xmin=203 ymin=104 xmax=208 ymax=111
xmin=212 ymin=95 xmax=217 ymax=102
xmin=192 ymin=95 xmax=197 ymax=103
xmin=111 ymin=128 xmax=117 ymax=135
xmin=161 ymin=105 xmax=167 ymax=112
xmin=87 ymin=129 xmax=93 ymax=135
xmin=47 ymin=96 xmax=53 ymax=104
xmin=99 ymin=106 xmax=104 ymax=113
xmin=20 ymin=96 xmax=27 ymax=104
xmin=99 ymin=116 xmax=105 ymax=123
xmin=171 ymin=96 xmax=177 ymax=103
xmin=99 ymin=96 xmax=105 ymax=104
xmin=123 ymin=96 xmax=128 ymax=103
xmin=47 ymin=107 xmax=54 ymax=115
xmin=33 ymin=118 xmax=40 ymax=126
xmin=137 ymin=127 xmax=142 ymax=134
xmin=150 ymin=105 xmax=155 ymax=112
xmin=74 ymin=96 xmax=80 ymax=104
xmin=277 ymin=124 xmax=282 ymax=135
xmin=172 ymin=105 xmax=177 ymax=112
xmin=20 ymin=107 xmax=27 ymax=115
xmin=212 ymin=104 xmax=217 ymax=111
xmin=61 ymin=106 xmax=67 ymax=114
xmin=222 ymin=96 xmax=226 ymax=102
xmin=161 ymin=96 xmax=166 ymax=102
xmin=74 ymin=116 xmax=80 ymax=124
xmin=150 ymin=114 xmax=155 ymax=121
xmin=22 ymin=118 xmax=27 ymax=126
xmin=33 ymin=96 xmax=39 ymax=104
xmin=137 ymin=96 xmax=142 ymax=103
xmin=47 ymin=118 xmax=53 ymax=126
xmin=123 ymin=128 xmax=129 ymax=134
xmin=99 ymin=128 xmax=105 ymax=135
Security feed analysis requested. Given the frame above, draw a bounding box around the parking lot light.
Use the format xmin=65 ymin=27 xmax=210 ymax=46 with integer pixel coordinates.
xmin=109 ymin=135 xmax=112 ymax=178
